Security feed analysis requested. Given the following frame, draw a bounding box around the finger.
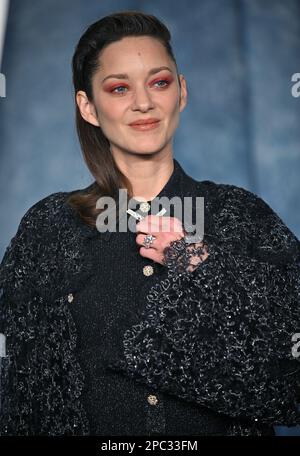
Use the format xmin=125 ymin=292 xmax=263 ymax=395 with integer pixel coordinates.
xmin=136 ymin=215 xmax=162 ymax=233
xmin=139 ymin=246 xmax=164 ymax=264
xmin=136 ymin=233 xmax=159 ymax=250
xmin=137 ymin=216 xmax=184 ymax=235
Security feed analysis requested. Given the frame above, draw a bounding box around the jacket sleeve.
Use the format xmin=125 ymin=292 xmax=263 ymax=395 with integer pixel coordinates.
xmin=0 ymin=194 xmax=92 ymax=436
xmin=108 ymin=185 xmax=300 ymax=427
xmin=0 ymin=201 xmax=45 ymax=435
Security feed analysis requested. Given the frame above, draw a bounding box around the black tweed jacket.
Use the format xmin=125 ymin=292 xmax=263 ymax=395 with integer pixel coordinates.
xmin=0 ymin=159 xmax=300 ymax=435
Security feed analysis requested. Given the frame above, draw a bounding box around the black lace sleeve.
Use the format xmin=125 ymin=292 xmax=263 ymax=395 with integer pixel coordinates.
xmin=0 ymin=195 xmax=90 ymax=435
xmin=109 ymin=185 xmax=300 ymax=427
xmin=0 ymin=202 xmax=45 ymax=435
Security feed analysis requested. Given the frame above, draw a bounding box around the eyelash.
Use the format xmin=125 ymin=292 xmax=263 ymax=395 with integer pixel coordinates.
xmin=109 ymin=79 xmax=171 ymax=94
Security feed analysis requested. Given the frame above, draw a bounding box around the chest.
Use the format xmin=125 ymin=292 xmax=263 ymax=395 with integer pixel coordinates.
xmin=65 ymin=230 xmax=168 ymax=350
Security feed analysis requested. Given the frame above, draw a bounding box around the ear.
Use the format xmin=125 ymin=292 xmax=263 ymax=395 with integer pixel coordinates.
xmin=178 ymin=74 xmax=188 ymax=113
xmin=76 ymin=91 xmax=100 ymax=127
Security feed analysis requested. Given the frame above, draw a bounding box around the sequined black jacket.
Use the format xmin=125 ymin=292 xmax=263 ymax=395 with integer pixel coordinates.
xmin=0 ymin=159 xmax=300 ymax=436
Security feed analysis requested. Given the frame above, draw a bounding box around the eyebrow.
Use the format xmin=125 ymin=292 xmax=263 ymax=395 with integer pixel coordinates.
xmin=101 ymin=66 xmax=173 ymax=83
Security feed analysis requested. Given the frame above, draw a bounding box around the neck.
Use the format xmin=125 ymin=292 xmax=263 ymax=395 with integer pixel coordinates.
xmin=112 ymin=152 xmax=174 ymax=201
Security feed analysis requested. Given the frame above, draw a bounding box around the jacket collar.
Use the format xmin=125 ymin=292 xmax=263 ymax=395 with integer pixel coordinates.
xmin=77 ymin=158 xmax=200 ymax=242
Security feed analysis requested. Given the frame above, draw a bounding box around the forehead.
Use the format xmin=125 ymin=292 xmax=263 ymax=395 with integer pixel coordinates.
xmin=98 ymin=36 xmax=174 ymax=72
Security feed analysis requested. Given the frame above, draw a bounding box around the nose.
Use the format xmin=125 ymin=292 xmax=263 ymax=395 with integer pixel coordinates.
xmin=131 ymin=84 xmax=154 ymax=112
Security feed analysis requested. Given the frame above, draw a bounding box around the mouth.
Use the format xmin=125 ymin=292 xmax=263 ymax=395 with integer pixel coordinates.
xmin=128 ymin=120 xmax=161 ymax=131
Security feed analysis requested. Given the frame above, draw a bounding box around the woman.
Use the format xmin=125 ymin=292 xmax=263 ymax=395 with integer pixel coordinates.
xmin=0 ymin=11 xmax=299 ymax=436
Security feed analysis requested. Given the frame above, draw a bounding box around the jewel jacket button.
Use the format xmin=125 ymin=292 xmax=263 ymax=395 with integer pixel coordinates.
xmin=140 ymin=202 xmax=151 ymax=213
xmin=147 ymin=394 xmax=158 ymax=406
xmin=67 ymin=293 xmax=74 ymax=303
xmin=143 ymin=265 xmax=154 ymax=276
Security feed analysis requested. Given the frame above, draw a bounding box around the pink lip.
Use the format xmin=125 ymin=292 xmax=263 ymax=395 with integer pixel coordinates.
xmin=129 ymin=118 xmax=160 ymax=126
xmin=129 ymin=120 xmax=160 ymax=131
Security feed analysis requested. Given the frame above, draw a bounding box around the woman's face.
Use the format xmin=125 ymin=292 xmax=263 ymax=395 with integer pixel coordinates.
xmin=76 ymin=36 xmax=187 ymax=159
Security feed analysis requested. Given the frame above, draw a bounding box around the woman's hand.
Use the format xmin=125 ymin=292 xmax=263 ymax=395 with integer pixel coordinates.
xmin=136 ymin=215 xmax=209 ymax=268
xmin=136 ymin=215 xmax=184 ymax=265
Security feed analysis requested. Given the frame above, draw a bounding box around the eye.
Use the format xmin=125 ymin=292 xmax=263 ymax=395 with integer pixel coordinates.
xmin=110 ymin=85 xmax=128 ymax=94
xmin=153 ymin=79 xmax=170 ymax=88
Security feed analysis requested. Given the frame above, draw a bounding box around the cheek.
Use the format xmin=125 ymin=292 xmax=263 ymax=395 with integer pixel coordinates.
xmin=163 ymin=100 xmax=181 ymax=127
xmin=160 ymin=89 xmax=181 ymax=117
xmin=94 ymin=98 xmax=125 ymax=122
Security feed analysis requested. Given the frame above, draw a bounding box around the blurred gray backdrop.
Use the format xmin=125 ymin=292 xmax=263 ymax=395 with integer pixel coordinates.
xmin=0 ymin=0 xmax=300 ymax=435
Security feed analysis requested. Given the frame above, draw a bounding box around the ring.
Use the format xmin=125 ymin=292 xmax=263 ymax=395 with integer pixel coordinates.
xmin=143 ymin=234 xmax=156 ymax=249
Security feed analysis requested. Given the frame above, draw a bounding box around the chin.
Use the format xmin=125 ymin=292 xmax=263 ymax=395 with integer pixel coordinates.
xmin=136 ymin=147 xmax=166 ymax=156
xmin=130 ymin=140 xmax=167 ymax=154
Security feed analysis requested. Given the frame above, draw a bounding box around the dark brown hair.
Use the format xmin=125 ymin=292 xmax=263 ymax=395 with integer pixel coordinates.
xmin=67 ymin=10 xmax=180 ymax=227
